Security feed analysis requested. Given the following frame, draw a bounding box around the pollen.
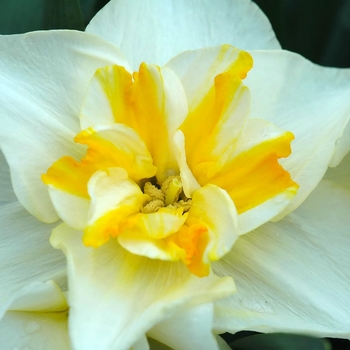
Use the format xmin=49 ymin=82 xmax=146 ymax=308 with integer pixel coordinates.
xmin=142 ymin=176 xmax=192 ymax=214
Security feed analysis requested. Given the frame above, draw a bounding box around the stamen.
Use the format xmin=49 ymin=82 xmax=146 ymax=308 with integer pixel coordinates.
xmin=144 ymin=182 xmax=164 ymax=201
xmin=141 ymin=175 xmax=191 ymax=213
xmin=142 ymin=199 xmax=164 ymax=213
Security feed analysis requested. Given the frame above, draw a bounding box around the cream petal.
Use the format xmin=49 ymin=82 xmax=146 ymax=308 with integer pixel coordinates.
xmin=0 ymin=150 xmax=16 ymax=206
xmin=0 ymin=30 xmax=129 ymax=222
xmin=245 ymin=50 xmax=350 ymax=218
xmin=0 ymin=310 xmax=70 ymax=349
xmin=213 ymin=180 xmax=350 ymax=338
xmin=148 ymin=303 xmax=220 ymax=350
xmin=51 ymin=224 xmax=235 ymax=350
xmin=86 ymin=0 xmax=280 ymax=71
xmin=0 ymin=202 xmax=66 ymax=316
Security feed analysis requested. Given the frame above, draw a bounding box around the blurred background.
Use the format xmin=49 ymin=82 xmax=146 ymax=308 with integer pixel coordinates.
xmin=0 ymin=0 xmax=349 ymax=349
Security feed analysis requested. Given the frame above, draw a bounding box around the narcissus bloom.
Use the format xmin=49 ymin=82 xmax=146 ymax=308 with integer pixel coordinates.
xmin=1 ymin=0 xmax=350 ymax=349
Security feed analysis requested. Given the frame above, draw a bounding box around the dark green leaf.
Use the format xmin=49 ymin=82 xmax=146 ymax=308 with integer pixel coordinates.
xmin=229 ymin=333 xmax=331 ymax=350
xmin=79 ymin=0 xmax=109 ymax=25
xmin=0 ymin=0 xmax=47 ymax=34
xmin=0 ymin=0 xmax=84 ymax=34
xmin=44 ymin=0 xmax=84 ymax=30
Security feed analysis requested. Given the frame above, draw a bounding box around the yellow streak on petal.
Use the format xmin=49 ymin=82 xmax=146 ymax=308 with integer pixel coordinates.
xmin=42 ymin=127 xmax=155 ymax=198
xmin=199 ymin=132 xmax=299 ymax=214
xmin=132 ymin=63 xmax=177 ymax=181
xmin=94 ymin=65 xmax=136 ymax=129
xmin=181 ymin=51 xmax=252 ymax=169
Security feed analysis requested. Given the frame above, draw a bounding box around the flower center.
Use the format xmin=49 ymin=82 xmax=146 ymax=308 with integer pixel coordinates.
xmin=142 ymin=176 xmax=192 ymax=214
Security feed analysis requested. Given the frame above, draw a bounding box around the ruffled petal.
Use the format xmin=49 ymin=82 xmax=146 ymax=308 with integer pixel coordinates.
xmin=213 ymin=180 xmax=350 ymax=338
xmin=51 ymin=224 xmax=235 ymax=350
xmin=0 ymin=202 xmax=66 ymax=316
xmin=43 ymin=124 xmax=156 ymax=230
xmin=0 ymin=30 xmax=129 ymax=222
xmin=245 ymin=50 xmax=350 ymax=218
xmin=86 ymin=0 xmax=280 ymax=70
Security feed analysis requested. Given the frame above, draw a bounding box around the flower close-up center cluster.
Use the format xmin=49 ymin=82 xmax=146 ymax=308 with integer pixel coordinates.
xmin=42 ymin=52 xmax=298 ymax=278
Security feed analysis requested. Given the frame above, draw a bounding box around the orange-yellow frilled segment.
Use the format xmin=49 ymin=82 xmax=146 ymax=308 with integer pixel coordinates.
xmin=194 ymin=131 xmax=299 ymax=214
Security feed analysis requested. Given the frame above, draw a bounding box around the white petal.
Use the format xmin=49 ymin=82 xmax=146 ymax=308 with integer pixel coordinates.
xmin=0 ymin=310 xmax=70 ymax=350
xmin=0 ymin=202 xmax=66 ymax=315
xmin=213 ymin=180 xmax=350 ymax=338
xmin=0 ymin=150 xmax=16 ymax=206
xmin=0 ymin=30 xmax=129 ymax=222
xmin=51 ymin=224 xmax=235 ymax=350
xmin=148 ymin=303 xmax=219 ymax=350
xmin=86 ymin=0 xmax=280 ymax=70
xmin=245 ymin=50 xmax=350 ymax=218
xmin=47 ymin=187 xmax=90 ymax=231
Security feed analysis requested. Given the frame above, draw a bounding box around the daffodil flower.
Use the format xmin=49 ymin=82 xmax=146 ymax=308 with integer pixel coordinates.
xmin=1 ymin=0 xmax=350 ymax=349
